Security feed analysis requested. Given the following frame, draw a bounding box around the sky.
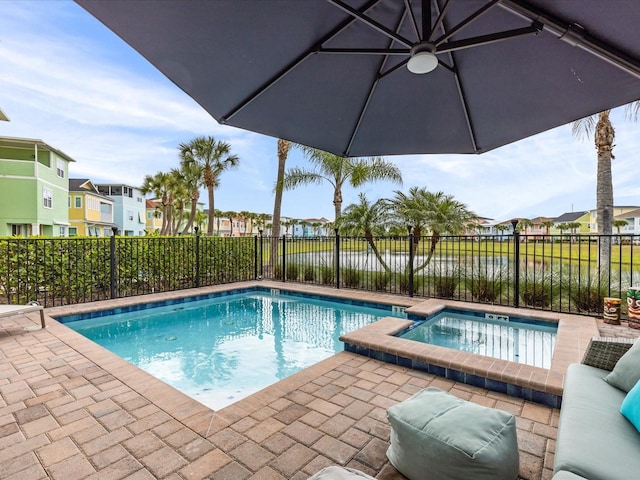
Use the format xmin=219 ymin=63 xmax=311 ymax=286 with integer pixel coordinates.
xmin=1 ymin=1 xmax=639 ymax=223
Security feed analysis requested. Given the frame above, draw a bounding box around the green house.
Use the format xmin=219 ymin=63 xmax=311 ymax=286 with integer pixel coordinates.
xmin=0 ymin=136 xmax=75 ymax=236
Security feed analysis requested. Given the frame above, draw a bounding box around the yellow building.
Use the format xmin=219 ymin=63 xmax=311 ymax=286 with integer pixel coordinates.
xmin=145 ymin=199 xmax=163 ymax=234
xmin=68 ymin=179 xmax=115 ymax=236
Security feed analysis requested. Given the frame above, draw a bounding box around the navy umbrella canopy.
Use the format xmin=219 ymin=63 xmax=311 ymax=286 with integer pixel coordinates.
xmin=76 ymin=0 xmax=640 ymax=157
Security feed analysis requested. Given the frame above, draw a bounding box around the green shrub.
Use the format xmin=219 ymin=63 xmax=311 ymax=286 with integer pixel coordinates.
xmin=341 ymin=267 xmax=362 ymax=288
xmin=563 ymin=271 xmax=608 ymax=313
xmin=303 ymin=265 xmax=315 ymax=282
xmin=285 ymin=263 xmax=300 ymax=281
xmin=372 ymin=271 xmax=390 ymax=291
xmin=319 ymin=265 xmax=334 ymax=285
xmin=466 ymin=271 xmax=504 ymax=303
xmin=435 ymin=275 xmax=458 ymax=298
xmin=521 ymin=271 xmax=555 ymax=308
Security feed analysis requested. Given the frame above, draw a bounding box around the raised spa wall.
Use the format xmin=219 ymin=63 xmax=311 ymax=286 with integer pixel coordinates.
xmin=340 ymin=299 xmax=600 ymax=408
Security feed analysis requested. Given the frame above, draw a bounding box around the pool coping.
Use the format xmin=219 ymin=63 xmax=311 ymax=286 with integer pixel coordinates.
xmin=45 ymin=281 xmax=599 ymax=409
xmin=340 ymin=299 xmax=599 ymax=407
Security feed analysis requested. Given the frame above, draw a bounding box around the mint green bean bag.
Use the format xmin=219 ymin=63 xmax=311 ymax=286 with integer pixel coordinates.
xmin=386 ymin=387 xmax=519 ymax=480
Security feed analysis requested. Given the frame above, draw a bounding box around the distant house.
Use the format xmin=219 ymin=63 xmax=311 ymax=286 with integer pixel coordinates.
xmin=550 ymin=211 xmax=590 ymax=235
xmin=68 ymin=179 xmax=115 ymax=237
xmin=613 ymin=208 xmax=640 ymax=235
xmin=590 ymin=206 xmax=640 ymax=234
xmin=0 ymin=136 xmax=74 ymax=237
xmin=523 ymin=216 xmax=554 ymax=239
xmin=96 ymin=184 xmax=146 ymax=236
xmin=145 ymin=200 xmax=163 ymax=234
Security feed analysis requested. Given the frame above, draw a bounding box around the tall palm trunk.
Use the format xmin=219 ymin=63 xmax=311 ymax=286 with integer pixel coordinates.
xmin=182 ymin=189 xmax=199 ymax=234
xmin=204 ymin=165 xmax=216 ymax=236
xmin=595 ymin=111 xmax=615 ymax=272
xmin=333 ymin=187 xmax=343 ymax=223
xmin=271 ymin=139 xmax=290 ymax=270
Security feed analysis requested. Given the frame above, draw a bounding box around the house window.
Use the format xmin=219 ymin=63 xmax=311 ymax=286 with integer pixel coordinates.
xmin=69 ymin=227 xmax=77 ymax=237
xmin=147 ymin=211 xmax=152 ymax=219
xmin=137 ymin=197 xmax=143 ymax=203
xmin=75 ymin=196 xmax=82 ymax=208
xmin=59 ymin=226 xmax=67 ymax=237
xmin=56 ymin=159 xmax=65 ymax=178
xmin=43 ymin=188 xmax=53 ymax=208
xmin=127 ymin=210 xmax=134 ymax=221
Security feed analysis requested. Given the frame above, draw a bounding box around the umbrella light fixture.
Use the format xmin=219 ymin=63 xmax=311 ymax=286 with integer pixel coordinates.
xmin=76 ymin=0 xmax=640 ymax=157
xmin=407 ymin=42 xmax=438 ymax=74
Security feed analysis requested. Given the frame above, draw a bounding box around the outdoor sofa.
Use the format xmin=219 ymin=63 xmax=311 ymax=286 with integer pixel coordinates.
xmin=554 ymin=337 xmax=640 ymax=480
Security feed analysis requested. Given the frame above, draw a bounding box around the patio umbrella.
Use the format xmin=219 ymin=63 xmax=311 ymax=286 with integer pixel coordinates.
xmin=76 ymin=0 xmax=640 ymax=157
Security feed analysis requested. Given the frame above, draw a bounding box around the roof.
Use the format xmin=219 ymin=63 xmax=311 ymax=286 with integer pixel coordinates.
xmin=553 ymin=211 xmax=589 ymax=223
xmin=69 ymin=178 xmax=113 ymax=201
xmin=0 ymin=136 xmax=76 ymax=163
xmin=616 ymin=208 xmax=640 ymax=218
xmin=146 ymin=199 xmax=158 ymax=208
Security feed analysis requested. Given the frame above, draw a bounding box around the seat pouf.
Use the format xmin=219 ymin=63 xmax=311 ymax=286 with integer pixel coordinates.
xmin=307 ymin=466 xmax=376 ymax=479
xmin=386 ymin=387 xmax=519 ymax=480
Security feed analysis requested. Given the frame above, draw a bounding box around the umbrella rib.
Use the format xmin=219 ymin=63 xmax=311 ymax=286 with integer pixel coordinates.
xmin=437 ymin=23 xmax=542 ymax=54
xmin=318 ymin=48 xmax=409 ymax=55
xmin=500 ymin=0 xmax=640 ymax=80
xmin=430 ymin=0 xmax=479 ymax=152
xmin=433 ymin=0 xmax=499 ymax=47
xmin=327 ymin=0 xmax=414 ymax=48
xmin=403 ymin=0 xmax=420 ymax=41
xmin=427 ymin=0 xmax=453 ymax=42
xmin=221 ymin=0 xmax=381 ymax=123
xmin=344 ymin=5 xmax=411 ymax=156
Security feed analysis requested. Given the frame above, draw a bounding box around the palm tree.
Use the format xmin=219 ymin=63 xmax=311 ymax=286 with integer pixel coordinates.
xmin=541 ymin=220 xmax=554 ymax=236
xmin=176 ymin=150 xmax=204 ymax=235
xmin=387 ymin=187 xmax=475 ymax=273
xmin=272 ymin=139 xmax=291 ymax=265
xmin=140 ymin=171 xmax=173 ymax=235
xmin=339 ymin=193 xmax=391 ymax=272
xmin=614 ymin=219 xmax=628 ymax=234
xmin=222 ymin=210 xmax=236 ymax=236
xmin=572 ymin=103 xmax=640 ymax=266
xmin=495 ymin=224 xmax=511 ymax=237
xmin=193 ymin=210 xmax=208 ymax=233
xmin=179 ymin=136 xmax=239 ymax=235
xmin=283 ymin=146 xmax=402 ymax=222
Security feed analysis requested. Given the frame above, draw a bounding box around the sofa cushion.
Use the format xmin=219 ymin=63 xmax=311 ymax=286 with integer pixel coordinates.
xmin=552 ymin=471 xmax=587 ymax=480
xmin=555 ymin=364 xmax=640 ymax=480
xmin=621 ymin=379 xmax=640 ymax=432
xmin=604 ymin=338 xmax=640 ymax=392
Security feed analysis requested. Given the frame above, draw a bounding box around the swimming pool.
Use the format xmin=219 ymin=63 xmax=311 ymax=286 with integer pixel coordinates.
xmin=59 ymin=289 xmax=405 ymax=409
xmin=400 ymin=309 xmax=557 ymax=368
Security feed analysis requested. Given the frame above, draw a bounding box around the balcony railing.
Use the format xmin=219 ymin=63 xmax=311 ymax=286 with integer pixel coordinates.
xmin=1 ymin=232 xmax=639 ymax=317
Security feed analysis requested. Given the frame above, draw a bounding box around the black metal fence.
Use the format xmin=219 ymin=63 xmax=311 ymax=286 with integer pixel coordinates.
xmin=2 ymin=232 xmax=639 ymax=316
xmin=0 ymin=234 xmax=255 ymax=307
xmin=259 ymin=231 xmax=640 ymax=317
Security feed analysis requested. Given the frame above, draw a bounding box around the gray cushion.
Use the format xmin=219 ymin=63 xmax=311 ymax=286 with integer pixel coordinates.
xmin=604 ymin=338 xmax=640 ymax=392
xmin=555 ymin=364 xmax=640 ymax=480
xmin=552 ymin=471 xmax=587 ymax=480
xmin=307 ymin=466 xmax=376 ymax=479
xmin=386 ymin=387 xmax=519 ymax=480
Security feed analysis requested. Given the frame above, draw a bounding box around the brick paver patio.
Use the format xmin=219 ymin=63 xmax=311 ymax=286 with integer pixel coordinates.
xmin=1 ymin=284 xmax=638 ymax=480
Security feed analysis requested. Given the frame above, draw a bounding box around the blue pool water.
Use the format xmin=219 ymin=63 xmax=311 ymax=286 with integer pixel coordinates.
xmin=62 ymin=290 xmax=404 ymax=409
xmin=400 ymin=309 xmax=557 ymax=368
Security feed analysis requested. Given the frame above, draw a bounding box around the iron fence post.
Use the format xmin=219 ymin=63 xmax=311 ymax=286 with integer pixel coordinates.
xmin=282 ymin=234 xmax=286 ymax=282
xmin=511 ymin=219 xmax=520 ymax=308
xmin=110 ymin=227 xmax=117 ymax=299
xmin=335 ymin=228 xmax=340 ymax=289
xmin=195 ymin=227 xmax=200 ymax=288
xmin=258 ymin=230 xmax=263 ymax=279
xmin=254 ymin=233 xmax=258 ymax=280
xmin=408 ymin=226 xmax=414 ymax=297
